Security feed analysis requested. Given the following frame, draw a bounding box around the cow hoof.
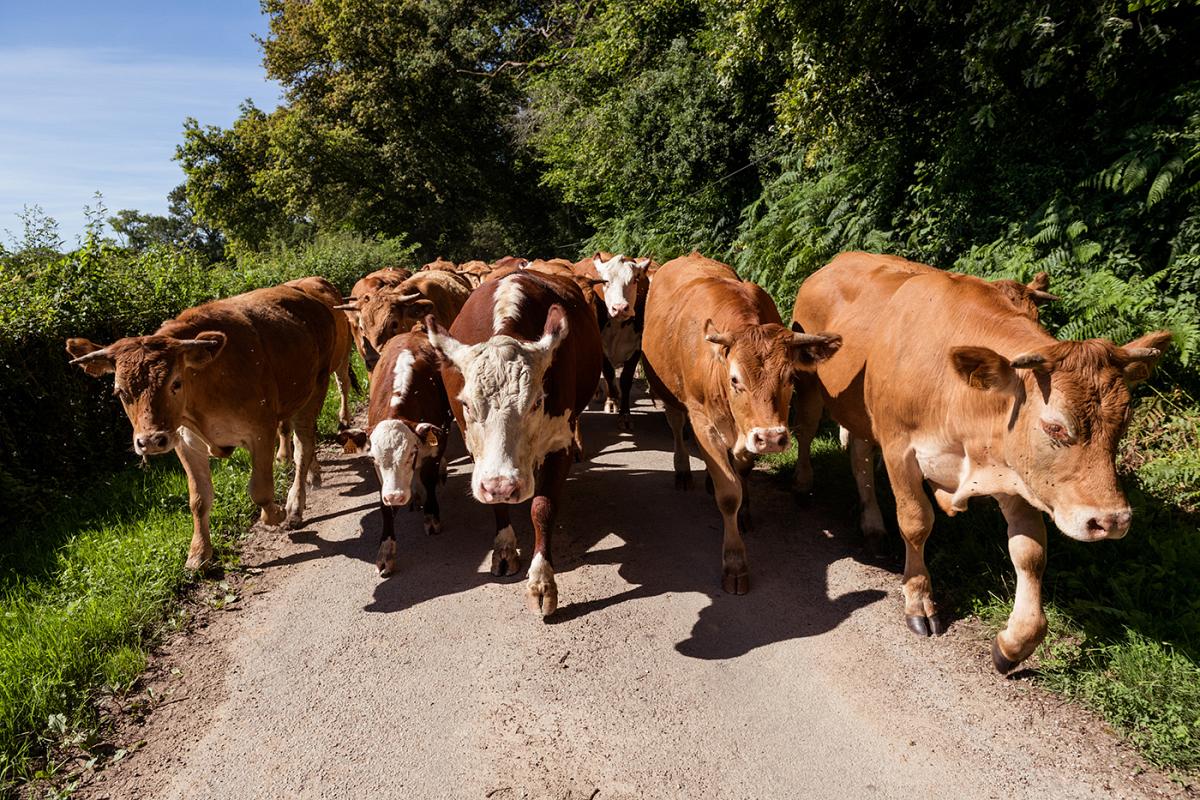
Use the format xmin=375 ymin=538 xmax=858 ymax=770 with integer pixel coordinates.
xmin=424 ymin=515 xmax=441 ymax=535
xmin=526 ymin=554 xmax=557 ymax=617
xmin=674 ymin=471 xmax=692 ymax=491
xmin=285 ymin=513 xmax=304 ymax=530
xmin=604 ymin=399 xmax=618 ymax=414
xmin=905 ymin=615 xmax=932 ymax=637
xmin=261 ymin=505 xmax=287 ymax=527
xmin=617 ymin=414 xmax=633 ymax=431
xmin=185 ymin=550 xmax=212 ymax=572
xmin=376 ymin=540 xmax=398 ymax=578
xmin=992 ymin=639 xmax=1019 ymax=674
xmin=928 ymin=613 xmax=946 ymax=636
xmin=721 ymin=570 xmax=750 ymax=595
xmin=309 ymin=471 xmax=322 ymax=489
xmin=492 ymin=549 xmax=521 ymax=577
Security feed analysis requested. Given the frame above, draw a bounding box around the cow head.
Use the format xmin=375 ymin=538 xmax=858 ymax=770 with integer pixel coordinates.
xmin=706 ymin=321 xmax=842 ymax=455
xmin=592 ymin=253 xmax=650 ymax=320
xmin=992 ymin=272 xmax=1058 ymax=321
xmin=66 ymin=332 xmax=227 ymax=455
xmin=950 ymin=330 xmax=1171 ymax=541
xmin=358 ymin=290 xmax=435 ymax=370
xmin=427 ymin=306 xmax=571 ymax=504
xmin=366 ymin=420 xmax=441 ymax=507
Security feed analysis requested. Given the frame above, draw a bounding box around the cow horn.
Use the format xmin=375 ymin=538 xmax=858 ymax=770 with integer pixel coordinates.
xmin=1010 ymin=353 xmax=1047 ymax=369
xmin=333 ymin=303 xmax=359 ymax=311
xmin=791 ymin=332 xmax=837 ymax=345
xmin=69 ymin=348 xmax=112 ymax=365
xmin=394 ymin=292 xmax=423 ymax=303
xmin=704 ymin=331 xmax=735 ymax=347
xmin=1124 ymin=347 xmax=1161 ymax=362
xmin=1028 ymin=289 xmax=1059 ymax=304
xmin=177 ymin=338 xmax=222 ymax=349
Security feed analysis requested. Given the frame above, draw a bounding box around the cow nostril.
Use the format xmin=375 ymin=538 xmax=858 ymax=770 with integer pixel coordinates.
xmin=1087 ymin=517 xmax=1105 ymax=534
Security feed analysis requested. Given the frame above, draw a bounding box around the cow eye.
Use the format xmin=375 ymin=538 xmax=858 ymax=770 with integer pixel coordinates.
xmin=115 ymin=388 xmax=130 ymax=403
xmin=1041 ymin=420 xmax=1070 ymax=443
xmin=171 ymin=378 xmax=183 ymax=393
xmin=730 ymin=375 xmax=742 ymax=392
xmin=532 ymin=394 xmax=544 ymax=411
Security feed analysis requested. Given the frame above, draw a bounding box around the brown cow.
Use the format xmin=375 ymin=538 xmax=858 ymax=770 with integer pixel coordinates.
xmin=457 ymin=260 xmax=493 ymax=287
xmin=791 ymin=251 xmax=1170 ymax=671
xmin=574 ymin=252 xmax=653 ymax=428
xmin=284 ymin=276 xmax=356 ymax=427
xmin=421 ymin=257 xmax=458 ymax=272
xmin=66 ymin=286 xmax=336 ymax=569
xmin=349 ymin=271 xmax=472 ymax=372
xmin=342 ymin=331 xmax=452 ymax=577
xmin=641 ymin=252 xmax=842 ymax=593
xmin=344 ymin=267 xmax=412 ymax=367
xmin=426 ymin=269 xmax=603 ymax=615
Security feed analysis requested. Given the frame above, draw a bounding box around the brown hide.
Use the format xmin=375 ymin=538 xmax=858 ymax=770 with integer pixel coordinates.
xmin=347 ymin=268 xmax=411 ymax=365
xmin=367 ymin=332 xmax=452 ymax=436
xmin=285 ymin=276 xmax=353 ymax=383
xmin=790 ymin=250 xmax=1170 ymax=670
xmin=66 ymin=285 xmax=336 ymax=568
xmin=358 ymin=270 xmax=472 ymax=367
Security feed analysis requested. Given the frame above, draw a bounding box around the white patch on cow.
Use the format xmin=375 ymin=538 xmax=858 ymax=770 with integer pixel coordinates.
xmin=389 ymin=349 xmax=416 ymax=407
xmin=528 ymin=551 xmax=553 ymax=585
xmin=601 ymin=317 xmax=640 ymax=367
xmin=745 ymin=425 xmax=788 ymax=455
xmin=492 ymin=276 xmax=525 ymax=334
xmin=370 ymin=419 xmax=422 ymax=506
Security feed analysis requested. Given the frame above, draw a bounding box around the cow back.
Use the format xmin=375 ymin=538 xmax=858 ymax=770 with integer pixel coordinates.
xmin=367 ymin=332 xmax=451 ymax=432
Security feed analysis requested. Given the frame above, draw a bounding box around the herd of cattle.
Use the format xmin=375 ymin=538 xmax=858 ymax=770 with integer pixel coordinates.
xmin=65 ymin=250 xmax=1170 ymax=674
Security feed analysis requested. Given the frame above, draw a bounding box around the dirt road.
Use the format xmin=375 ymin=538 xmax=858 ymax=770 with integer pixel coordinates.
xmin=83 ymin=396 xmax=1183 ymax=799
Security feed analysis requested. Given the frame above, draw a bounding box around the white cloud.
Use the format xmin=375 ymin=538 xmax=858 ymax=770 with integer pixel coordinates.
xmin=0 ymin=45 xmax=282 ymax=244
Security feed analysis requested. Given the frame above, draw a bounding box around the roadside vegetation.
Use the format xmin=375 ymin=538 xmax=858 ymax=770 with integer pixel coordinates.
xmin=2 ymin=0 xmax=1197 ymax=783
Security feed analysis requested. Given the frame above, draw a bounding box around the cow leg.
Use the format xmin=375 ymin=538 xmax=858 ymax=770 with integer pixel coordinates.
xmin=617 ymin=351 xmax=639 ymax=430
xmin=790 ymin=375 xmax=823 ymax=495
xmin=419 ymin=455 xmax=441 ymax=535
xmin=850 ymin=436 xmax=886 ymax=550
xmin=377 ymin=502 xmax=398 ymax=577
xmin=601 ymin=357 xmax=618 ymax=413
xmin=248 ymin=435 xmax=287 ymax=527
xmin=993 ymin=496 xmax=1048 ymax=672
xmin=275 ymin=420 xmax=293 ymax=463
xmin=176 ymin=435 xmax=214 ymax=570
xmin=571 ymin=419 xmax=585 ymax=462
xmin=733 ymin=451 xmax=755 ymax=532
xmin=333 ymin=355 xmax=353 ymax=428
xmin=664 ymin=405 xmax=692 ymax=490
xmin=491 ymin=504 xmax=520 ymax=577
xmin=882 ymin=446 xmax=941 ymax=635
xmin=527 ymin=447 xmax=571 ymax=617
xmin=691 ymin=413 xmax=749 ymax=595
xmin=285 ymin=382 xmax=327 ymax=528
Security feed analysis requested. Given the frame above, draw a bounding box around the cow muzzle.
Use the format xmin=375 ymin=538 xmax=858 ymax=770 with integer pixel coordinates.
xmin=746 ymin=426 xmax=789 ymax=455
xmin=1055 ymin=506 xmax=1132 ymax=541
xmin=134 ymin=430 xmax=175 ymax=456
xmin=608 ymin=302 xmax=632 ymax=320
xmin=381 ymin=489 xmax=410 ymax=507
xmin=478 ymin=475 xmax=523 ymax=504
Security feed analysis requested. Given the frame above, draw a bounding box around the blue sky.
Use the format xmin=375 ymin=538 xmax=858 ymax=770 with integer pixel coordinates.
xmin=0 ymin=1 xmax=282 ymax=245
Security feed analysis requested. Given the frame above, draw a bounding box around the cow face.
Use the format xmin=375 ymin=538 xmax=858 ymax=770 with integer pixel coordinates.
xmin=705 ymin=321 xmax=842 ymax=455
xmin=359 ymin=291 xmax=436 ymax=369
xmin=66 ymin=332 xmax=227 ymax=455
xmin=950 ymin=331 xmax=1171 ymax=541
xmin=368 ymin=419 xmax=440 ymax=507
xmin=592 ymin=253 xmax=650 ymax=320
xmin=427 ymin=306 xmax=571 ymax=504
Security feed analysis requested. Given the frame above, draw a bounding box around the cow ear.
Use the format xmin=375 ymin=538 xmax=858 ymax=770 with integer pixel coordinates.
xmin=1119 ymin=330 xmax=1172 ymax=385
xmin=66 ymin=338 xmax=115 ymax=376
xmin=633 ymin=257 xmax=651 ymax=271
xmin=425 ymin=315 xmax=471 ymax=371
xmin=180 ymin=331 xmax=226 ymax=370
xmin=950 ymin=346 xmax=1017 ymax=391
xmin=790 ymin=331 xmax=842 ymax=371
xmin=414 ymin=422 xmax=441 ymax=448
xmin=336 ymin=428 xmax=369 ymax=452
xmin=592 ymin=253 xmax=605 ymax=271
xmin=704 ymin=319 xmax=733 ymax=361
xmin=534 ymin=304 xmax=569 ymax=355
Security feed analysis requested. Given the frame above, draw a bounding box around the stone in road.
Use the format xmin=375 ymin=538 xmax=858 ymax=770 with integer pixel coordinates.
xmin=82 ymin=396 xmax=1179 ymax=800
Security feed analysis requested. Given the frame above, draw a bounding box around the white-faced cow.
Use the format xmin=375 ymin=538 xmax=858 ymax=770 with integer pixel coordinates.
xmin=66 ymin=285 xmax=337 ymax=569
xmin=426 ymin=269 xmax=602 ymax=616
xmin=342 ymin=270 xmax=472 ymax=373
xmin=641 ymin=252 xmax=842 ymax=594
xmin=791 ymin=251 xmax=1170 ymax=672
xmin=342 ymin=331 xmax=452 ymax=577
xmin=574 ymin=252 xmax=652 ymax=429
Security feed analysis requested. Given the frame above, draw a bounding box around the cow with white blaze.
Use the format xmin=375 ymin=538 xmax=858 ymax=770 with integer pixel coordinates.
xmin=641 ymin=252 xmax=842 ymax=594
xmin=425 ymin=270 xmax=603 ymax=616
xmin=66 ymin=285 xmax=336 ymax=569
xmin=575 ymin=252 xmax=652 ymax=429
xmin=342 ymin=331 xmax=452 ymax=577
xmin=791 ymin=251 xmax=1171 ymax=672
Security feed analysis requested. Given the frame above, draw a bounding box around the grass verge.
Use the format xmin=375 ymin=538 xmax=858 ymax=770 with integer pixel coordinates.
xmin=0 ymin=357 xmax=366 ymax=793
